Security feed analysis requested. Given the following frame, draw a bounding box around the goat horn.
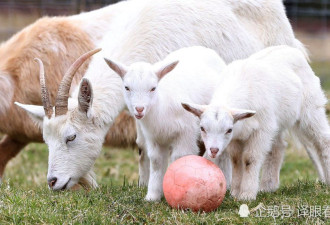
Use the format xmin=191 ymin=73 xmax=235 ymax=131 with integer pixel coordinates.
xmin=35 ymin=58 xmax=53 ymax=119
xmin=55 ymin=48 xmax=102 ymax=116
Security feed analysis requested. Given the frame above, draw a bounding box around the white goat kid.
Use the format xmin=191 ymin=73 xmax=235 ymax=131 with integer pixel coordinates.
xmin=105 ymin=46 xmax=227 ymax=201
xmin=183 ymin=45 xmax=330 ymax=200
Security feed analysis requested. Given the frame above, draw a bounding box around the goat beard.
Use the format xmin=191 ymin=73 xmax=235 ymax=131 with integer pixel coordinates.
xmin=69 ymin=179 xmax=91 ymax=191
xmin=70 ymin=176 xmax=96 ymax=191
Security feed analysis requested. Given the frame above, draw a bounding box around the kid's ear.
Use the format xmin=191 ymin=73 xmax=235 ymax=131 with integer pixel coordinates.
xmin=181 ymin=102 xmax=206 ymax=118
xmin=155 ymin=60 xmax=179 ymax=80
xmin=230 ymin=108 xmax=256 ymax=123
xmin=14 ymin=102 xmax=45 ymax=127
xmin=104 ymin=58 xmax=128 ymax=78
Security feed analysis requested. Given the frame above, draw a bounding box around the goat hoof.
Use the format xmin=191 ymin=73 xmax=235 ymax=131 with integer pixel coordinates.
xmin=230 ymin=190 xmax=240 ymax=199
xmin=237 ymin=191 xmax=257 ymax=201
xmin=145 ymin=193 xmax=162 ymax=202
xmin=259 ymin=181 xmax=279 ymax=192
xmin=138 ymin=179 xmax=149 ymax=187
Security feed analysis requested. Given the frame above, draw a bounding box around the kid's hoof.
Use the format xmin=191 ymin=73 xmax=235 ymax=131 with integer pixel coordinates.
xmin=259 ymin=181 xmax=279 ymax=193
xmin=145 ymin=193 xmax=161 ymax=202
xmin=237 ymin=191 xmax=257 ymax=201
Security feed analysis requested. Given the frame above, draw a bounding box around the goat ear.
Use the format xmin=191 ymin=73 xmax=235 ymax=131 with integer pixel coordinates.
xmin=230 ymin=108 xmax=256 ymax=123
xmin=155 ymin=60 xmax=179 ymax=80
xmin=14 ymin=102 xmax=45 ymax=126
xmin=181 ymin=102 xmax=206 ymax=118
xmin=104 ymin=58 xmax=127 ymax=78
xmin=78 ymin=78 xmax=93 ymax=118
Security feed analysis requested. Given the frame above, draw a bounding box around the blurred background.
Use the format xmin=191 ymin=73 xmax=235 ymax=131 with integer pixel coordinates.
xmin=0 ymin=0 xmax=328 ymax=188
xmin=0 ymin=0 xmax=329 ymax=80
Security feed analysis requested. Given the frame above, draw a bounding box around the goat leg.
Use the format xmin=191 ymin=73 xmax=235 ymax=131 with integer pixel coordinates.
xmin=0 ymin=135 xmax=27 ymax=182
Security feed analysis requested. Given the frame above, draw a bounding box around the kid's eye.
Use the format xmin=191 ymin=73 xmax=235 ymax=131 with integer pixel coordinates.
xmin=125 ymin=86 xmax=130 ymax=91
xmin=226 ymin=129 xmax=232 ymax=134
xmin=66 ymin=134 xmax=76 ymax=144
xmin=150 ymin=87 xmax=156 ymax=92
xmin=201 ymin=127 xmax=205 ymax=132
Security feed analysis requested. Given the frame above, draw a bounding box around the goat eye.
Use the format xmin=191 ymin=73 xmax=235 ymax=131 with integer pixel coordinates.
xmin=150 ymin=87 xmax=156 ymax=92
xmin=200 ymin=127 xmax=205 ymax=132
xmin=226 ymin=129 xmax=232 ymax=134
xmin=125 ymin=86 xmax=130 ymax=91
xmin=66 ymin=134 xmax=76 ymax=144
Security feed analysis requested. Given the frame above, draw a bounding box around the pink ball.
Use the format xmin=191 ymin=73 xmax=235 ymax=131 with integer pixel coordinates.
xmin=163 ymin=155 xmax=226 ymax=212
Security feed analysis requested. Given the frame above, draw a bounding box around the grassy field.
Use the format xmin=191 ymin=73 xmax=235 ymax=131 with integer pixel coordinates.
xmin=1 ymin=143 xmax=329 ymax=224
xmin=0 ymin=63 xmax=329 ymax=224
xmin=0 ymin=7 xmax=329 ymax=224
xmin=0 ymin=64 xmax=329 ymax=224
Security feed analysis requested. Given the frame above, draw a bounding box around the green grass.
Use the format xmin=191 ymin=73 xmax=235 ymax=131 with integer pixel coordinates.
xmin=0 ymin=180 xmax=328 ymax=224
xmin=1 ymin=143 xmax=329 ymax=224
xmin=0 ymin=63 xmax=329 ymax=224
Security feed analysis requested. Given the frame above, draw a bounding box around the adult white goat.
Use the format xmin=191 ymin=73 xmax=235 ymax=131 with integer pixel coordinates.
xmin=105 ymin=46 xmax=228 ymax=201
xmin=16 ymin=0 xmax=308 ymax=191
xmin=183 ymin=45 xmax=330 ymax=200
xmin=0 ymin=0 xmax=146 ymax=182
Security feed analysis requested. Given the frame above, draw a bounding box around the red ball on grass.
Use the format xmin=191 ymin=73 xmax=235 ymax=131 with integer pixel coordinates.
xmin=163 ymin=155 xmax=226 ymax=212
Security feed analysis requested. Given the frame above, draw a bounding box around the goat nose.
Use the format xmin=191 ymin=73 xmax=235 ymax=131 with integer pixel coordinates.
xmin=48 ymin=177 xmax=57 ymax=188
xmin=210 ymin=147 xmax=219 ymax=154
xmin=135 ymin=107 xmax=144 ymax=113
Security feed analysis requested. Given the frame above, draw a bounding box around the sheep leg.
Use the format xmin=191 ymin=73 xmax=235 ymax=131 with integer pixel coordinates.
xmin=292 ymin=127 xmax=325 ymax=182
xmin=260 ymin=132 xmax=286 ymax=192
xmin=218 ymin=150 xmax=232 ymax=189
xmin=136 ymin=123 xmax=149 ymax=187
xmin=238 ymin=132 xmax=273 ymax=200
xmin=228 ymin=140 xmax=244 ymax=198
xmin=302 ymin=140 xmax=325 ymax=182
xmin=299 ymin=108 xmax=330 ymax=185
xmin=145 ymin=143 xmax=168 ymax=201
xmin=138 ymin=147 xmax=150 ymax=187
xmin=169 ymin=134 xmax=199 ymax=164
xmin=0 ymin=135 xmax=27 ymax=183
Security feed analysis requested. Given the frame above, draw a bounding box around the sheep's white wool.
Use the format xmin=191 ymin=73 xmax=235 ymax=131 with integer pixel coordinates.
xmin=184 ymin=46 xmax=330 ymax=200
